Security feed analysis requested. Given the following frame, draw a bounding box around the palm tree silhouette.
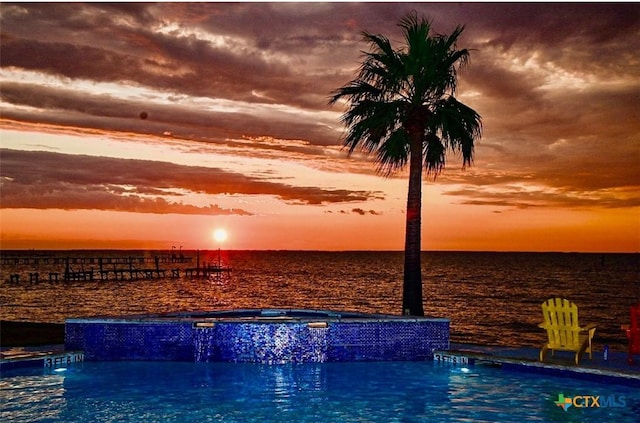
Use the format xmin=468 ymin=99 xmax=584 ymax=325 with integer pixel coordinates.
xmin=330 ymin=12 xmax=482 ymax=315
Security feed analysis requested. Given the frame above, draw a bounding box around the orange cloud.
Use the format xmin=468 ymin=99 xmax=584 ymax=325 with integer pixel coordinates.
xmin=1 ymin=149 xmax=384 ymax=214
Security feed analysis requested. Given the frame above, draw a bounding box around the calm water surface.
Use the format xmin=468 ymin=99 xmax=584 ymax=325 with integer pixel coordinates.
xmin=1 ymin=250 xmax=638 ymax=351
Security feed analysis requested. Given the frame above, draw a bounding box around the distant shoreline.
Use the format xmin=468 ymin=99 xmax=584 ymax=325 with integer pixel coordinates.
xmin=1 ymin=321 xmax=65 ymax=347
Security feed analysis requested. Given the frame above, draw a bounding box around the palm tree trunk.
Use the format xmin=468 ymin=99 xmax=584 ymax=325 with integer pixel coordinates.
xmin=402 ymin=129 xmax=424 ymax=316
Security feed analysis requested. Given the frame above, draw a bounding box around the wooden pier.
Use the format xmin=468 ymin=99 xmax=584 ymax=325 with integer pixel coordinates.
xmin=184 ymin=265 xmax=232 ymax=278
xmin=3 ymin=251 xmax=232 ymax=283
xmin=7 ymin=266 xmax=232 ymax=283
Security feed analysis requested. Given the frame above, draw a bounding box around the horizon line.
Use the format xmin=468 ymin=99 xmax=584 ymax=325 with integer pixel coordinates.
xmin=1 ymin=248 xmax=637 ymax=255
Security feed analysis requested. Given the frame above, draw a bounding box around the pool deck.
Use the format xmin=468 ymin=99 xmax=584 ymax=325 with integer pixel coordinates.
xmin=2 ymin=342 xmax=639 ymax=386
xmin=443 ymin=343 xmax=640 ymax=387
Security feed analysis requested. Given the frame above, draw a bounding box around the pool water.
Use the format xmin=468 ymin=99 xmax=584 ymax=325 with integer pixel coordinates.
xmin=1 ymin=361 xmax=638 ymax=422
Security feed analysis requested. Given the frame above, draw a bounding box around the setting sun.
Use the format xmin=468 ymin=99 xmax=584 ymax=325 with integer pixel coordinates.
xmin=213 ymin=228 xmax=228 ymax=244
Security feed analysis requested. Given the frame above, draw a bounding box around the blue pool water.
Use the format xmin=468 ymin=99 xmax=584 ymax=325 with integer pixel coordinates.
xmin=1 ymin=361 xmax=638 ymax=422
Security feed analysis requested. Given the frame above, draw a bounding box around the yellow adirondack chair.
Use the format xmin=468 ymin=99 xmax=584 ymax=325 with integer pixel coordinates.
xmin=539 ymin=298 xmax=597 ymax=364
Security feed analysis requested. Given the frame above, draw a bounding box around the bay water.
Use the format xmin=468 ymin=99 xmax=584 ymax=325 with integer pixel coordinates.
xmin=1 ymin=250 xmax=638 ymax=352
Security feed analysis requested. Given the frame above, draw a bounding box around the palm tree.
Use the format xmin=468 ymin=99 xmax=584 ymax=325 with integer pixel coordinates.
xmin=329 ymin=12 xmax=482 ymax=316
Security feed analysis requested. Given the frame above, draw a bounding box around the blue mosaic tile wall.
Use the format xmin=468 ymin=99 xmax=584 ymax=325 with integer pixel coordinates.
xmin=65 ymin=321 xmax=195 ymax=361
xmin=65 ymin=316 xmax=449 ymax=363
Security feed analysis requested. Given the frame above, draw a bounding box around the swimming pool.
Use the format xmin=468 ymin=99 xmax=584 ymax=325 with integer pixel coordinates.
xmin=1 ymin=361 xmax=637 ymax=422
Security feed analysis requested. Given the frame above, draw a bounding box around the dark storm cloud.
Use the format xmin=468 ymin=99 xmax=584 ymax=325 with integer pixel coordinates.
xmin=1 ymin=2 xmax=639 ymax=209
xmin=459 ymin=2 xmax=638 ymax=74
xmin=3 ymin=2 xmax=637 ymax=109
xmin=0 ymin=149 xmax=383 ymax=213
xmin=1 ymin=2 xmax=339 ymax=109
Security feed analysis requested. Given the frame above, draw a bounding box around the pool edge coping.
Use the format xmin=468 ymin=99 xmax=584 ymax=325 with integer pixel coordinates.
xmin=434 ymin=349 xmax=640 ymax=386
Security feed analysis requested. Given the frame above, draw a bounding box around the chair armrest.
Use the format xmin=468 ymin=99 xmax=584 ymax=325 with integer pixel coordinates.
xmin=580 ymin=324 xmax=597 ymax=339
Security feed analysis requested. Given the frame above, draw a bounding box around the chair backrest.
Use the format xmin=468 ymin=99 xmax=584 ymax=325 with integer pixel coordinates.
xmin=631 ymin=303 xmax=640 ymax=331
xmin=630 ymin=303 xmax=640 ymax=349
xmin=541 ymin=298 xmax=580 ymax=347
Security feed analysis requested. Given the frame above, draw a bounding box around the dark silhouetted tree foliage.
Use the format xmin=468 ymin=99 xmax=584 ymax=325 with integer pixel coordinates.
xmin=330 ymin=12 xmax=482 ymax=315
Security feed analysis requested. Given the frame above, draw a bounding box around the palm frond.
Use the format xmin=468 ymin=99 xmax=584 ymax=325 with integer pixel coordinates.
xmin=342 ymin=100 xmax=404 ymax=156
xmin=423 ymin=133 xmax=446 ymax=175
xmin=431 ymin=97 xmax=482 ymax=167
xmin=376 ymin=129 xmax=410 ymax=176
xmin=329 ymin=11 xmax=481 ymax=177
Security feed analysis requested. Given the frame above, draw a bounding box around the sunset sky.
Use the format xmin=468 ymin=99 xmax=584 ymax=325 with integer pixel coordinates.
xmin=1 ymin=2 xmax=638 ymax=252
